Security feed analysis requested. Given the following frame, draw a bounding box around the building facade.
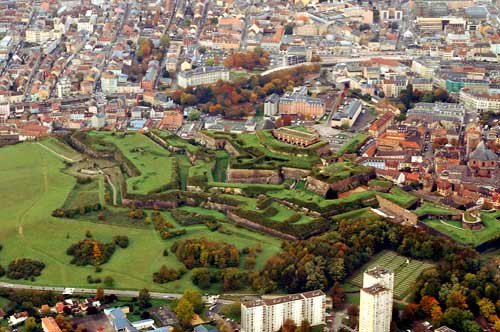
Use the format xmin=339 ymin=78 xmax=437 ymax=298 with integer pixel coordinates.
xmin=241 ymin=290 xmax=326 ymax=332
xmin=177 ymin=66 xmax=229 ymax=88
xmin=359 ymin=267 xmax=394 ymax=332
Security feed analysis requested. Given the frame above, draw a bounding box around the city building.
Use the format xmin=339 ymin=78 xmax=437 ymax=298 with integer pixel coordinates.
xmin=241 ymin=290 xmax=326 ymax=332
xmin=264 ymin=94 xmax=280 ymax=116
xmin=101 ymin=72 xmax=118 ymax=94
xmin=279 ymin=88 xmax=325 ymax=119
xmin=272 ymin=127 xmax=320 ymax=147
xmin=406 ymin=102 xmax=465 ymax=123
xmin=331 ymin=100 xmax=362 ymax=128
xmin=359 ymin=267 xmax=394 ymax=332
xmin=468 ymin=141 xmax=498 ymax=177
xmin=41 ymin=317 xmax=63 ymax=332
xmin=177 ymin=66 xmax=229 ymax=88
xmin=459 ymin=89 xmax=500 ymax=113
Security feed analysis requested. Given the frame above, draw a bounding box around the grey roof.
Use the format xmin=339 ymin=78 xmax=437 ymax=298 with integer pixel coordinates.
xmin=470 ymin=141 xmax=498 ymax=161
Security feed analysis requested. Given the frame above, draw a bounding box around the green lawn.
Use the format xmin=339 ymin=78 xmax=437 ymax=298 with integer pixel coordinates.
xmin=379 ymin=188 xmax=418 ymax=208
xmin=0 ymin=143 xmax=282 ymax=292
xmin=313 ymin=161 xmax=372 ymax=183
xmin=414 ymin=202 xmax=460 ymax=217
xmin=336 ymin=133 xmax=368 ymax=156
xmin=331 ymin=208 xmax=381 ymax=223
xmin=39 ymin=137 xmax=83 ymax=161
xmin=423 ymin=211 xmax=500 ymax=246
xmin=63 ymin=178 xmax=104 ymax=209
xmin=345 ymin=250 xmax=434 ymax=300
xmin=88 ymin=132 xmax=177 ymax=195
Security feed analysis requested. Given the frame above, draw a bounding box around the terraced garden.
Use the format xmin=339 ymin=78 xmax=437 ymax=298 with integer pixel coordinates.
xmin=345 ymin=250 xmax=435 ymax=300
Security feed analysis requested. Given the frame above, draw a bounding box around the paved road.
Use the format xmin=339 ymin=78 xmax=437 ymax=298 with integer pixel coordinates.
xmin=0 ymin=282 xmax=182 ymax=299
xmin=0 ymin=282 xmax=236 ymax=304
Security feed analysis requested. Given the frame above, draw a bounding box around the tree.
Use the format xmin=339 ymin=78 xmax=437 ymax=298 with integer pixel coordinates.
xmin=330 ymin=282 xmax=345 ymax=309
xmin=446 ymin=291 xmax=468 ymax=310
xmin=187 ymin=109 xmax=201 ymax=121
xmin=182 ymin=290 xmax=203 ymax=314
xmin=347 ymin=304 xmax=359 ymax=318
xmin=103 ymin=275 xmax=114 ymax=287
xmin=192 ymin=268 xmax=211 ymax=289
xmin=25 ymin=317 xmax=37 ymax=332
xmin=160 ymin=35 xmax=170 ymax=49
xmin=401 ymin=303 xmax=419 ymax=322
xmin=281 ymin=319 xmax=297 ymax=332
xmin=441 ymin=307 xmax=473 ymax=331
xmin=298 ymin=320 xmax=311 ymax=332
xmin=477 ymin=298 xmax=496 ymax=321
xmin=96 ymin=287 xmax=104 ymax=301
xmin=138 ymin=288 xmax=151 ymax=309
xmin=174 ymin=297 xmax=194 ymax=328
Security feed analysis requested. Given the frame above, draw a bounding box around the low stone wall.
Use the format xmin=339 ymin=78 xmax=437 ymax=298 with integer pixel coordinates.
xmin=227 ymin=211 xmax=297 ymax=241
xmin=121 ymin=198 xmax=178 ymax=209
xmin=377 ymin=195 xmax=418 ymax=226
xmin=282 ymin=167 xmax=311 ymax=180
xmin=224 ymin=141 xmax=240 ymax=156
xmin=227 ymin=168 xmax=282 ymax=184
xmin=305 ymin=176 xmax=331 ymax=196
xmin=305 ymin=171 xmax=376 ymax=197
xmin=66 ymin=135 xmax=113 ymax=159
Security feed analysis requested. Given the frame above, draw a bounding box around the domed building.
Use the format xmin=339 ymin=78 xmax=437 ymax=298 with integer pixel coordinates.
xmin=467 ymin=141 xmax=498 ymax=177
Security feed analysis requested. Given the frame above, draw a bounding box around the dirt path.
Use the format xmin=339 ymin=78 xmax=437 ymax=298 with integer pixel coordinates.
xmin=99 ymin=168 xmax=117 ymax=205
xmin=37 ymin=142 xmax=79 ymax=163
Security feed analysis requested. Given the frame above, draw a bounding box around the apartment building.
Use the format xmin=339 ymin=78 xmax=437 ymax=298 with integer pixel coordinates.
xmin=279 ymin=88 xmax=326 ymax=119
xmin=241 ymin=290 xmax=325 ymax=332
xmin=101 ymin=72 xmax=118 ymax=94
xmin=177 ymin=66 xmax=229 ymax=88
xmin=359 ymin=267 xmax=394 ymax=332
xmin=459 ymin=89 xmax=500 ymax=113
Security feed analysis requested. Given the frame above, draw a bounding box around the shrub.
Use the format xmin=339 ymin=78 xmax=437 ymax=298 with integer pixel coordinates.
xmin=6 ymin=259 xmax=45 ymax=280
xmin=67 ymin=239 xmax=117 ymax=266
xmin=113 ymin=235 xmax=129 ymax=248
xmin=172 ymin=238 xmax=240 ymax=269
xmin=153 ymin=265 xmax=183 ymax=283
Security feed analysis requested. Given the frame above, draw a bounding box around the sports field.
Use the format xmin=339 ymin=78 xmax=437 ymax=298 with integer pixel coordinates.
xmin=345 ymin=250 xmax=434 ymax=300
xmin=0 ymin=143 xmax=282 ymax=292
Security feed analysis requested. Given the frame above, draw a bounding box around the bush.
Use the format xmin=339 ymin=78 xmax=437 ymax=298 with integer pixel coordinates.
xmin=113 ymin=236 xmax=129 ymax=248
xmin=172 ymin=238 xmax=240 ymax=269
xmin=153 ymin=265 xmax=183 ymax=283
xmin=0 ymin=265 xmax=5 ymax=277
xmin=6 ymin=259 xmax=45 ymax=280
xmin=191 ymin=268 xmax=211 ymax=289
xmin=66 ymin=239 xmax=117 ymax=266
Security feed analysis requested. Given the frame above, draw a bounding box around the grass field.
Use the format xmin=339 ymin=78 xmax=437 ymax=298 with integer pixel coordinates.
xmin=414 ymin=202 xmax=460 ymax=216
xmin=39 ymin=138 xmax=83 ymax=161
xmin=331 ymin=208 xmax=381 ymax=223
xmin=423 ymin=211 xmax=500 ymax=246
xmin=345 ymin=250 xmax=434 ymax=300
xmin=63 ymin=178 xmax=105 ymax=209
xmin=336 ymin=133 xmax=368 ymax=156
xmin=89 ymin=132 xmax=177 ymax=195
xmin=0 ymin=143 xmax=282 ymax=292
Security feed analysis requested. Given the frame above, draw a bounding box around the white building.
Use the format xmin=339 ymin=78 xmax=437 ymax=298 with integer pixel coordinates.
xmin=359 ymin=267 xmax=394 ymax=332
xmin=177 ymin=66 xmax=229 ymax=88
xmin=241 ymin=290 xmax=325 ymax=332
xmin=101 ymin=72 xmax=118 ymax=94
xmin=0 ymin=35 xmax=13 ymax=61
xmin=459 ymin=89 xmax=500 ymax=113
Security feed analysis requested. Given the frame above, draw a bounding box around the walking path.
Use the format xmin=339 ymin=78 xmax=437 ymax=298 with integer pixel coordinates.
xmin=37 ymin=142 xmax=79 ymax=163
